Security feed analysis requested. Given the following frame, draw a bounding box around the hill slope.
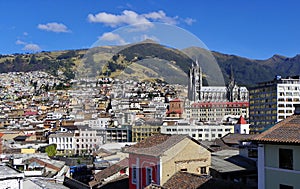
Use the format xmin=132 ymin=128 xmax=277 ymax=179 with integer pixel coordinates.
xmin=1 ymin=44 xmax=300 ymax=86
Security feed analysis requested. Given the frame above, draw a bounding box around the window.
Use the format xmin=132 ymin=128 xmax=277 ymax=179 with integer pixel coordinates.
xmin=180 ymin=168 xmax=187 ymax=172
xmin=248 ymin=149 xmax=258 ymax=158
xmin=279 ymin=148 xmax=293 ymax=170
xmin=132 ymin=166 xmax=137 ymax=184
xmin=200 ymin=167 xmax=207 ymax=174
xmin=280 ymin=184 xmax=293 ymax=189
xmin=146 ymin=167 xmax=152 ymax=186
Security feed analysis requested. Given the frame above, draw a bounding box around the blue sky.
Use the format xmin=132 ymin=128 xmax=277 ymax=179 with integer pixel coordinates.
xmin=1 ymin=0 xmax=300 ymax=59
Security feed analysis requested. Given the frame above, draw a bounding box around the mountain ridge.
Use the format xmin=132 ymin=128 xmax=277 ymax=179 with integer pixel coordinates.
xmin=0 ymin=44 xmax=299 ymax=87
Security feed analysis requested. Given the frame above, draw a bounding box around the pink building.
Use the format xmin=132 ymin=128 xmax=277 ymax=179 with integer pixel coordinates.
xmin=124 ymin=134 xmax=211 ymax=189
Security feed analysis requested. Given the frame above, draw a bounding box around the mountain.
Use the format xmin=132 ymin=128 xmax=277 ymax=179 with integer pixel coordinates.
xmin=212 ymin=51 xmax=300 ymax=87
xmin=103 ymin=42 xmax=194 ymax=85
xmin=1 ymin=43 xmax=300 ymax=86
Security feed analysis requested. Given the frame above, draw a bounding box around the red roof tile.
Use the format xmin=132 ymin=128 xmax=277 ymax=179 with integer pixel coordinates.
xmin=236 ymin=116 xmax=247 ymax=124
xmin=162 ymin=172 xmax=247 ymax=189
xmin=170 ymin=98 xmax=182 ymax=102
xmin=123 ymin=134 xmax=188 ymax=157
xmin=166 ymin=110 xmax=183 ymax=114
xmin=89 ymin=158 xmax=129 ymax=187
xmin=253 ymin=114 xmax=300 ymax=144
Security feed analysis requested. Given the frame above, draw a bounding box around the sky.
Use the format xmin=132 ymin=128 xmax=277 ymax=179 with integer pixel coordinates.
xmin=1 ymin=0 xmax=300 ymax=59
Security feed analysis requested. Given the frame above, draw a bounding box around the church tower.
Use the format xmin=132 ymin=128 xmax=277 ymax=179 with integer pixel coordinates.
xmin=227 ymin=64 xmax=236 ymax=102
xmin=188 ymin=60 xmax=202 ymax=102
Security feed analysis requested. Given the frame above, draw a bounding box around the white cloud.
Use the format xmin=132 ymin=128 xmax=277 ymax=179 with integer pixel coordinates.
xmin=37 ymin=22 xmax=70 ymax=33
xmin=88 ymin=10 xmax=152 ymax=27
xmin=98 ymin=32 xmax=127 ymax=45
xmin=15 ymin=40 xmax=26 ymax=45
xmin=87 ymin=10 xmax=180 ymax=30
xmin=22 ymin=43 xmax=41 ymax=52
xmin=16 ymin=38 xmax=42 ymax=52
xmin=184 ymin=18 xmax=196 ymax=25
xmin=144 ymin=10 xmax=177 ymax=25
xmin=139 ymin=34 xmax=160 ymax=42
xmin=23 ymin=32 xmax=28 ymax=36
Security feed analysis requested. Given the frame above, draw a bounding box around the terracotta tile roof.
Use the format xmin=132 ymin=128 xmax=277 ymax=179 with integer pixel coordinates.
xmin=170 ymin=98 xmax=182 ymax=102
xmin=166 ymin=110 xmax=183 ymax=114
xmin=123 ymin=134 xmax=188 ymax=157
xmin=162 ymin=172 xmax=210 ymax=189
xmin=236 ymin=116 xmax=247 ymax=124
xmin=162 ymin=172 xmax=248 ymax=189
xmin=253 ymin=114 xmax=300 ymax=144
xmin=27 ymin=158 xmax=61 ymax=171
xmin=89 ymin=158 xmax=128 ymax=188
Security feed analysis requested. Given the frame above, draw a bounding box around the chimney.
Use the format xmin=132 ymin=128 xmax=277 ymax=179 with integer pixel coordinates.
xmin=294 ymin=104 xmax=300 ymax=115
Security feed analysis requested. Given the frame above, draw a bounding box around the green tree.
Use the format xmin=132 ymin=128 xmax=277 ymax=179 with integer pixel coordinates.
xmin=45 ymin=144 xmax=57 ymax=157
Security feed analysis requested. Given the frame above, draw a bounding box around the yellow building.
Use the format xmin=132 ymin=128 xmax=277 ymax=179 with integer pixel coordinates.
xmin=132 ymin=119 xmax=162 ymax=142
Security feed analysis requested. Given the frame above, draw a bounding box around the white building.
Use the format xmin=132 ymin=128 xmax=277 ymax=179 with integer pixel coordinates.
xmin=0 ymin=165 xmax=24 ymax=189
xmin=249 ymin=75 xmax=300 ymax=132
xmin=49 ymin=126 xmax=106 ymax=155
xmin=161 ymin=122 xmax=234 ymax=141
xmin=75 ymin=117 xmax=110 ymax=129
xmin=76 ymin=125 xmax=105 ymax=154
xmin=49 ymin=133 xmax=76 ymax=154
xmin=234 ymin=116 xmax=250 ymax=134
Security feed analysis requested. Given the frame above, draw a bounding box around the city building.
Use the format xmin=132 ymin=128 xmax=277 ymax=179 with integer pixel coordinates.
xmin=234 ymin=116 xmax=250 ymax=134
xmin=253 ymin=106 xmax=300 ymax=189
xmin=185 ymin=101 xmax=249 ymax=122
xmin=166 ymin=98 xmax=184 ymax=118
xmin=49 ymin=125 xmax=106 ymax=155
xmin=106 ymin=125 xmax=132 ymax=143
xmin=249 ymin=75 xmax=300 ymax=132
xmin=76 ymin=125 xmax=105 ymax=154
xmin=131 ymin=118 xmax=162 ymax=142
xmin=0 ymin=164 xmax=24 ymax=189
xmin=124 ymin=134 xmax=211 ymax=189
xmin=188 ymin=61 xmax=248 ymax=102
xmin=161 ymin=122 xmax=234 ymax=141
xmin=49 ymin=133 xmax=75 ymax=155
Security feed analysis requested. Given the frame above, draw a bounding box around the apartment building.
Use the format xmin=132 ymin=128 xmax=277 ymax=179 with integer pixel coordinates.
xmin=249 ymin=75 xmax=300 ymax=132
xmin=185 ymin=101 xmax=249 ymax=122
xmin=49 ymin=125 xmax=106 ymax=155
xmin=49 ymin=132 xmax=76 ymax=154
xmin=106 ymin=125 xmax=132 ymax=143
xmin=131 ymin=118 xmax=162 ymax=142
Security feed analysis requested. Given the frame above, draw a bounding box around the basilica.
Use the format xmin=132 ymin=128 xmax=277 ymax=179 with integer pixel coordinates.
xmin=188 ymin=61 xmax=248 ymax=102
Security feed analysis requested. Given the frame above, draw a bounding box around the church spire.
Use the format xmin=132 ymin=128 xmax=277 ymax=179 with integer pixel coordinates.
xmin=230 ymin=63 xmax=235 ymax=83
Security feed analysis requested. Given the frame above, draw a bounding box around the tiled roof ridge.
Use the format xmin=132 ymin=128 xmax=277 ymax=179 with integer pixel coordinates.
xmin=130 ymin=134 xmax=171 ymax=148
xmin=89 ymin=158 xmax=129 ymax=187
xmin=124 ymin=134 xmax=188 ymax=156
xmin=253 ymin=114 xmax=300 ymax=142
